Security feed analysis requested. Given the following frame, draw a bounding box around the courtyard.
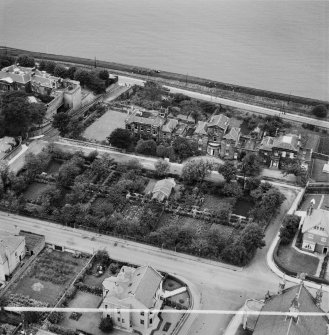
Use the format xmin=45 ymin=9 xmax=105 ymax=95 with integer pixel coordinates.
xmin=83 ymin=109 xmax=127 ymax=142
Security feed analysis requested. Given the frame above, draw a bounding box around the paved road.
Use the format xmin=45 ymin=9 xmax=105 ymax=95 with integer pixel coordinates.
xmin=118 ymin=76 xmax=329 ymax=129
xmin=0 ymin=184 xmax=298 ymax=335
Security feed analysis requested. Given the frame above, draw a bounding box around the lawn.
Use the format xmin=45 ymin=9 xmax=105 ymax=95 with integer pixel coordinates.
xmin=9 ymin=250 xmax=88 ymax=306
xmin=310 ymin=158 xmax=329 ymax=183
xmin=60 ymin=291 xmax=106 ymax=335
xmin=46 ymin=159 xmax=63 ymax=174
xmin=201 ymin=194 xmax=235 ymax=211
xmin=23 ymin=182 xmax=53 ymax=201
xmin=317 ymin=137 xmax=329 ymax=155
xmin=83 ymin=109 xmax=127 ymax=142
xmin=277 ymin=244 xmax=319 ymax=276
xmin=233 ymin=198 xmax=254 ymax=217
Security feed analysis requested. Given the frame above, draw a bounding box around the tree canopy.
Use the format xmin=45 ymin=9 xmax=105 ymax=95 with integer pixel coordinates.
xmin=312 ymin=105 xmax=328 ymax=118
xmin=17 ymin=54 xmax=35 ymax=67
xmin=107 ymin=128 xmax=132 ymax=150
xmin=136 ymin=139 xmax=157 ymax=156
xmin=0 ymin=91 xmax=46 ymax=137
xmin=154 ymin=159 xmax=170 ymax=177
xmin=182 ymin=159 xmax=212 ymax=184
xmin=218 ymin=161 xmax=237 ymax=182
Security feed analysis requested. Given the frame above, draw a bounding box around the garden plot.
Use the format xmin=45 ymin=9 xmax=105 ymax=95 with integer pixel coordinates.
xmin=201 ymin=194 xmax=236 ymax=211
xmin=299 ymin=194 xmax=323 ymax=211
xmin=233 ymin=198 xmax=254 ymax=217
xmin=7 ymin=249 xmax=88 ymax=306
xmin=83 ymin=109 xmax=127 ymax=142
xmin=46 ymin=159 xmax=63 ymax=174
xmin=23 ymin=182 xmax=53 ymax=201
xmin=121 ymin=203 xmax=145 ymax=221
xmin=311 ymin=159 xmax=329 ymax=183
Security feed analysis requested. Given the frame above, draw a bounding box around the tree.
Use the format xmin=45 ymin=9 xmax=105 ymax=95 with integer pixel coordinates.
xmin=281 ymin=158 xmax=308 ymax=186
xmin=279 ymin=215 xmax=300 ymax=245
xmin=99 ymin=69 xmax=109 ymax=80
xmin=54 ymin=64 xmax=67 ymax=78
xmin=17 ymin=54 xmax=35 ymax=67
xmin=218 ymin=161 xmax=237 ymax=182
xmin=52 ymin=112 xmax=71 ymax=136
xmin=154 ymin=159 xmax=170 ymax=177
xmin=244 ymin=177 xmax=261 ymax=192
xmin=38 ymin=60 xmax=47 ymax=71
xmin=312 ymin=105 xmax=328 ymax=118
xmin=182 ymin=159 xmax=212 ymax=184
xmin=107 ymin=128 xmax=132 ymax=150
xmin=156 ymin=145 xmax=169 ymax=158
xmin=261 ymin=115 xmax=286 ymax=136
xmin=172 ymin=138 xmax=198 ymax=161
xmin=239 ymin=222 xmax=265 ymax=253
xmin=44 ymin=60 xmax=57 ymax=75
xmin=0 ymin=55 xmax=15 ymax=69
xmin=28 ymin=102 xmax=47 ymax=125
xmin=199 ymin=101 xmax=217 ymax=115
xmin=136 ymin=139 xmax=157 ymax=156
xmin=74 ymin=69 xmax=91 ymax=86
xmin=222 ymin=182 xmax=243 ymax=198
xmin=240 ymin=153 xmax=262 ymax=180
xmin=67 ymin=66 xmax=77 ymax=79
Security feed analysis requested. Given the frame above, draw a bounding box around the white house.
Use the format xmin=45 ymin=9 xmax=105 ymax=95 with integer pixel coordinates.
xmin=100 ymin=265 xmax=164 ymax=333
xmin=0 ymin=231 xmax=26 ymax=283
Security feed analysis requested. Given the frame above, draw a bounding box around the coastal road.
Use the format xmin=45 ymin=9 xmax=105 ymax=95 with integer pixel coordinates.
xmin=118 ymin=75 xmax=329 ymax=129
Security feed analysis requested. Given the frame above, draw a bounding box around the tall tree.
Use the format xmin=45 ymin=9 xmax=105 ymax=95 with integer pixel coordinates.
xmin=218 ymin=161 xmax=238 ymax=182
xmin=182 ymin=159 xmax=212 ymax=184
xmin=107 ymin=128 xmax=132 ymax=150
xmin=52 ymin=112 xmax=71 ymax=136
xmin=54 ymin=64 xmax=68 ymax=78
xmin=154 ymin=159 xmax=170 ymax=177
xmin=17 ymin=54 xmax=35 ymax=67
xmin=136 ymin=139 xmax=157 ymax=156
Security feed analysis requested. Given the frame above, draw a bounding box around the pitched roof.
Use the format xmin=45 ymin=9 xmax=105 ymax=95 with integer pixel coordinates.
xmin=162 ymin=118 xmax=178 ymax=133
xmin=253 ymin=284 xmax=328 ymax=335
xmin=152 ymin=178 xmax=176 ymax=201
xmin=273 ymin=134 xmax=299 ymax=152
xmin=0 ymin=68 xmax=31 ymax=84
xmin=207 ymin=114 xmax=230 ymax=130
xmin=194 ymin=121 xmax=208 ymax=135
xmin=223 ymin=127 xmax=240 ymax=142
xmin=0 ymin=231 xmax=25 ymax=264
xmin=302 ymin=209 xmax=329 ymax=234
xmin=259 ymin=136 xmax=275 ymax=151
xmin=102 ymin=265 xmax=163 ymax=309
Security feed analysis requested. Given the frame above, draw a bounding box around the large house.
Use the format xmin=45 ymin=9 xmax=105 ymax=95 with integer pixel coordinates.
xmin=100 ymin=265 xmax=164 ymax=333
xmin=0 ymin=231 xmax=26 ymax=283
xmin=301 ymin=209 xmax=329 ymax=254
xmin=0 ymin=65 xmax=82 ymax=114
xmin=243 ymin=283 xmax=328 ymax=335
xmin=258 ymin=133 xmax=312 ymax=170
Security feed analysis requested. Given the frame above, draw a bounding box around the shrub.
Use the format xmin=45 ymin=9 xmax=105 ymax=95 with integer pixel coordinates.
xmin=312 ymin=105 xmax=328 ymax=118
xmin=48 ymin=324 xmax=76 ymax=335
xmin=279 ymin=215 xmax=300 ymax=245
xmin=99 ymin=317 xmax=113 ymax=332
xmin=109 ymin=262 xmax=120 ymax=274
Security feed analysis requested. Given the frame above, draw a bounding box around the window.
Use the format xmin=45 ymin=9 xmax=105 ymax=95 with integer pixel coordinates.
xmin=140 ymin=312 xmax=144 ymax=316
xmin=213 ymin=137 xmax=217 ymax=142
xmin=281 ymin=151 xmax=286 ymax=157
xmin=105 ymin=305 xmax=108 ymax=309
xmin=127 ymin=125 xmax=131 ymax=130
xmin=140 ymin=320 xmax=144 ymax=325
xmin=118 ymin=317 xmax=121 ymax=322
xmin=150 ymin=318 xmax=153 ymax=324
xmin=290 ymin=153 xmax=294 ymax=158
xmin=140 ymin=126 xmax=144 ymax=131
xmin=122 ymin=318 xmax=125 ymax=323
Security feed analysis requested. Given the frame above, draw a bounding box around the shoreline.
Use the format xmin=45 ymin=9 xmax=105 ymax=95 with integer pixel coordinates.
xmin=0 ymin=46 xmax=328 ymax=109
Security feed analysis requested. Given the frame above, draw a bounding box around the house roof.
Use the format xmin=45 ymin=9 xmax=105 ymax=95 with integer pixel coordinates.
xmin=194 ymin=121 xmax=208 ymax=135
xmin=0 ymin=68 xmax=31 ymax=84
xmin=207 ymin=114 xmax=230 ymax=130
xmin=31 ymin=72 xmax=60 ymax=89
xmin=103 ymin=265 xmax=163 ymax=309
xmin=273 ymin=134 xmax=299 ymax=152
xmin=253 ymin=284 xmax=328 ymax=335
xmin=152 ymin=178 xmax=176 ymax=201
xmin=302 ymin=209 xmax=329 ymax=234
xmin=162 ymin=118 xmax=178 ymax=133
xmin=176 ymin=114 xmax=194 ymax=123
xmin=19 ymin=230 xmax=45 ymax=252
xmin=259 ymin=136 xmax=275 ymax=151
xmin=223 ymin=127 xmax=240 ymax=142
xmin=0 ymin=231 xmax=25 ymax=264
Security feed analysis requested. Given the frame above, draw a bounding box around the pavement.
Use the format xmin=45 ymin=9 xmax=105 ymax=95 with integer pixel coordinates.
xmin=118 ymin=75 xmax=329 ymax=129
